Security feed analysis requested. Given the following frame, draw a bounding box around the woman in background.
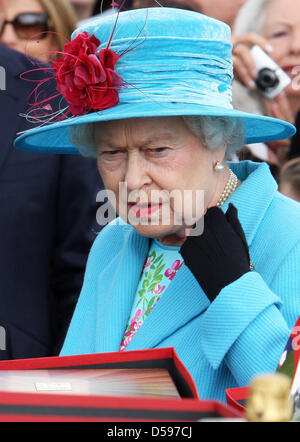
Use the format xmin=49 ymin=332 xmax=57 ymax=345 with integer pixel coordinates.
xmin=0 ymin=0 xmax=77 ymax=61
xmin=232 ymin=0 xmax=300 ymax=175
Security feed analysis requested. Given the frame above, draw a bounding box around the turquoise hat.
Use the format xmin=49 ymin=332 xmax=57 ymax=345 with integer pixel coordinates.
xmin=14 ymin=8 xmax=296 ymax=154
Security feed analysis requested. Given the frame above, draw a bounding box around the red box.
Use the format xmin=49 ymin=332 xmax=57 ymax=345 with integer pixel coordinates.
xmin=226 ymin=386 xmax=249 ymax=415
xmin=0 ymin=347 xmax=242 ymax=421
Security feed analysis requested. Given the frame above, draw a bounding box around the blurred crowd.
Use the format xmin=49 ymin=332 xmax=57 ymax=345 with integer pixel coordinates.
xmin=0 ymin=0 xmax=299 ymax=360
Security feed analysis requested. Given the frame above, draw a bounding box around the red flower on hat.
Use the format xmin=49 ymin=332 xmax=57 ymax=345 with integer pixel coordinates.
xmin=52 ymin=32 xmax=123 ymax=116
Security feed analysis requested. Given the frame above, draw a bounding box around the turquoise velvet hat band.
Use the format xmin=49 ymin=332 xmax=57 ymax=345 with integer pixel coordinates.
xmin=14 ymin=8 xmax=296 ymax=154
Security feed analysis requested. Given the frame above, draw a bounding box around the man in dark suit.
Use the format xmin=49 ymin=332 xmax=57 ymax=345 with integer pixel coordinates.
xmin=289 ymin=110 xmax=300 ymax=159
xmin=0 ymin=42 xmax=104 ymax=359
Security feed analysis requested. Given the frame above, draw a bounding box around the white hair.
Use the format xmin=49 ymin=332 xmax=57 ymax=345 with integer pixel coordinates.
xmin=183 ymin=116 xmax=245 ymax=159
xmin=68 ymin=116 xmax=246 ymax=159
xmin=233 ymin=0 xmax=273 ymax=36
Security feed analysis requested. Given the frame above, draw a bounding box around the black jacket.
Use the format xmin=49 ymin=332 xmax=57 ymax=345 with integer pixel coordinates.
xmin=289 ymin=110 xmax=300 ymax=159
xmin=0 ymin=43 xmax=104 ymax=359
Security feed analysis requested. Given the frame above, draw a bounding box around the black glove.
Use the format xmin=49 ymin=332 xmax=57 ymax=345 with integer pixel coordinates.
xmin=179 ymin=203 xmax=252 ymax=302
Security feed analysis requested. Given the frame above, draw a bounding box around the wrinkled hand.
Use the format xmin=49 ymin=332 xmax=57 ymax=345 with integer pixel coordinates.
xmin=180 ymin=204 xmax=252 ymax=302
xmin=232 ymin=33 xmax=274 ymax=90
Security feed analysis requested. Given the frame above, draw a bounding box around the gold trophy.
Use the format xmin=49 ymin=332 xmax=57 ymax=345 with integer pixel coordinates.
xmin=246 ymin=373 xmax=293 ymax=422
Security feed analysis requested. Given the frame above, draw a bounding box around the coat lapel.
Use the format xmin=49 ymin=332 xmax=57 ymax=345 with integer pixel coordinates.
xmin=225 ymin=161 xmax=277 ymax=246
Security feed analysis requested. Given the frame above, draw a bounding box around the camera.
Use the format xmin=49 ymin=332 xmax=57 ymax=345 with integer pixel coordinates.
xmin=250 ymin=45 xmax=291 ymax=99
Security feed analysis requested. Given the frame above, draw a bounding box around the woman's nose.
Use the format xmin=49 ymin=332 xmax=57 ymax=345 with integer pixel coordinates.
xmin=291 ymin=28 xmax=300 ymax=54
xmin=124 ymin=152 xmax=152 ymax=191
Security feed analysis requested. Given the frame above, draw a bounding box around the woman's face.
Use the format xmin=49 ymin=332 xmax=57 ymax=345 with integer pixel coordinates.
xmin=262 ymin=0 xmax=300 ymax=97
xmin=0 ymin=0 xmax=56 ymax=61
xmin=96 ymin=116 xmax=225 ymax=241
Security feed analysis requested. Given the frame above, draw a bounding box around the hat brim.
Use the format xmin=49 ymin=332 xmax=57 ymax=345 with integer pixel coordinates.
xmin=14 ymin=101 xmax=296 ymax=154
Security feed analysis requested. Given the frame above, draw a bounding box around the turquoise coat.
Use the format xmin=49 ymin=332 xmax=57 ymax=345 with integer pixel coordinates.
xmin=61 ymin=161 xmax=300 ymax=402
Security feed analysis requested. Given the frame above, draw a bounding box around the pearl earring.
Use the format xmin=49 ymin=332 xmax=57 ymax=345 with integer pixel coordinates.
xmin=214 ymin=161 xmax=225 ymax=173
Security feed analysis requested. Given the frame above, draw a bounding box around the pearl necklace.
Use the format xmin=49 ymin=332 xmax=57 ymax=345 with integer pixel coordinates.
xmin=216 ymin=169 xmax=239 ymax=208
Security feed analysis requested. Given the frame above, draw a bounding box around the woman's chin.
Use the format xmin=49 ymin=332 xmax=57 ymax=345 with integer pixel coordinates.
xmin=132 ymin=223 xmax=183 ymax=241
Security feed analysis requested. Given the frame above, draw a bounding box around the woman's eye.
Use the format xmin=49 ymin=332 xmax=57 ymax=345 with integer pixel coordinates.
xmin=148 ymin=147 xmax=168 ymax=154
xmin=270 ymin=30 xmax=288 ymax=38
xmin=98 ymin=150 xmax=125 ymax=162
xmin=102 ymin=150 xmax=122 ymax=156
xmin=110 ymin=150 xmax=122 ymax=155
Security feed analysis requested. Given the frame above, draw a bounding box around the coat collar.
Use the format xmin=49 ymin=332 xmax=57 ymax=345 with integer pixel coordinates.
xmin=221 ymin=161 xmax=277 ymax=246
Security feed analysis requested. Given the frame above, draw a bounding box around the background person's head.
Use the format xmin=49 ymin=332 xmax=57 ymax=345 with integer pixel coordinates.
xmin=131 ymin=0 xmax=248 ymax=27
xmin=191 ymin=0 xmax=248 ymax=28
xmin=131 ymin=0 xmax=196 ymax=12
xmin=234 ymin=0 xmax=300 ymax=114
xmin=0 ymin=0 xmax=77 ymax=61
xmin=69 ymin=0 xmax=97 ymax=20
xmin=279 ymin=157 xmax=300 ymax=201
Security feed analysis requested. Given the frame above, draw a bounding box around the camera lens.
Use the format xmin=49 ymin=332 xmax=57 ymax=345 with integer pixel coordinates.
xmin=255 ymin=68 xmax=279 ymax=91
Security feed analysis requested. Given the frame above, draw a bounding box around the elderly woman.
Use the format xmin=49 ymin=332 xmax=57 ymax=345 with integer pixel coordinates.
xmin=232 ymin=0 xmax=300 ymax=168
xmin=15 ymin=8 xmax=300 ymax=402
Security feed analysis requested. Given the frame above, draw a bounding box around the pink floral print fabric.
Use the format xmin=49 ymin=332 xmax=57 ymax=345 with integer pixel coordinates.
xmin=119 ymin=239 xmax=183 ymax=351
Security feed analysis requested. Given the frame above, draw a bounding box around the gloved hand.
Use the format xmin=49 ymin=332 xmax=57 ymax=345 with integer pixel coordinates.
xmin=179 ymin=203 xmax=252 ymax=302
